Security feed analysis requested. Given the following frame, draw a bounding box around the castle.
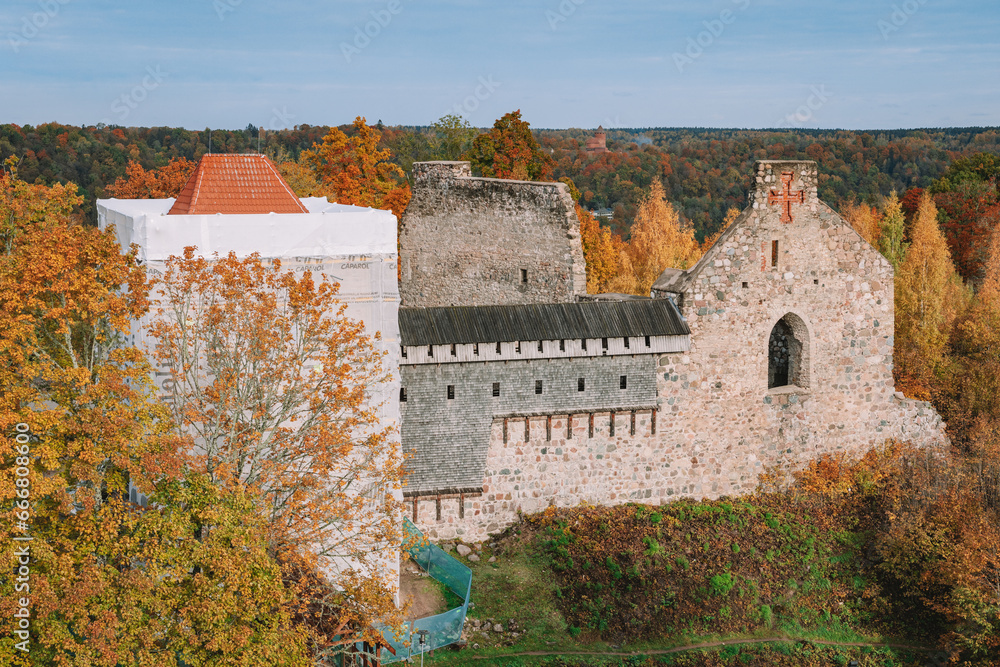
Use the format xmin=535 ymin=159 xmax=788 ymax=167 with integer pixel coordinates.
xmin=397 ymin=159 xmax=948 ymax=542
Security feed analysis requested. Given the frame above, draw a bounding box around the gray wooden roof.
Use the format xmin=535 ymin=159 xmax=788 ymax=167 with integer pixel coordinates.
xmin=399 ymin=299 xmax=689 ymax=346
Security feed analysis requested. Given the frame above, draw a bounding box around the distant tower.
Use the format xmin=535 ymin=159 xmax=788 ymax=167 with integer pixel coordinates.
xmin=585 ymin=126 xmax=609 ymax=154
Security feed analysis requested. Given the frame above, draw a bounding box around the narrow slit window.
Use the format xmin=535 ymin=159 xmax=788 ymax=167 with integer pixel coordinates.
xmin=535 ymin=379 xmax=543 ymax=395
xmin=516 ymin=341 xmax=521 ymax=354
xmin=492 ymin=381 xmax=500 ymax=397
xmin=601 ymin=337 xmax=608 ymax=350
xmin=620 ymin=375 xmax=628 ymax=389
xmin=428 ymin=344 xmax=434 ymax=357
xmin=559 ymin=339 xmax=565 ymax=352
xmin=578 ymin=377 xmax=585 ymax=392
xmin=474 ymin=343 xmax=480 ymax=356
xmin=399 ymin=387 xmax=407 ymax=402
xmin=450 ymin=343 xmax=457 ymax=356
xmin=401 ymin=345 xmax=407 ymax=358
xmin=624 ymin=337 xmax=630 ymax=349
xmin=581 ymin=338 xmax=588 ymax=351
xmin=447 ymin=385 xmax=455 ymax=400
xmin=771 ymin=240 xmax=779 ymax=267
xmin=537 ymin=340 xmax=543 ymax=352
xmin=496 ymin=341 xmax=501 ymax=354
xmin=645 ymin=335 xmax=651 ymax=347
xmin=520 ymin=268 xmax=528 ymax=283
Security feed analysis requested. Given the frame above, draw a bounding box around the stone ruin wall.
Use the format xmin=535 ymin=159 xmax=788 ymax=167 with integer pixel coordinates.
xmin=406 ymin=161 xmax=949 ymax=542
xmin=398 ymin=161 xmax=586 ymax=307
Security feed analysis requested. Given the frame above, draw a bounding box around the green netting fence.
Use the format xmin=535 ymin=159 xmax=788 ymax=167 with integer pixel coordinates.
xmin=378 ymin=519 xmax=472 ymax=663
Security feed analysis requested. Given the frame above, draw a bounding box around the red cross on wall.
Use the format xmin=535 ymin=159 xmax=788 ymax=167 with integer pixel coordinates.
xmin=768 ymin=171 xmax=805 ymax=223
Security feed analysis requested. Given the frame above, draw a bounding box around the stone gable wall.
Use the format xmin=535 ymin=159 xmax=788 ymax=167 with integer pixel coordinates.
xmin=399 ymin=161 xmax=586 ymax=307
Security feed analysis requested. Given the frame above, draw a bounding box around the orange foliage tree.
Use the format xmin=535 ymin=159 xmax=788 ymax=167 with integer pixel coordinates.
xmin=578 ymin=204 xmax=629 ymax=294
xmin=106 ymin=157 xmax=196 ymax=199
xmin=0 ymin=160 xmax=308 ymax=665
xmin=301 ymin=116 xmax=411 ymax=218
xmin=622 ymin=181 xmax=702 ymax=295
xmin=149 ymin=249 xmax=407 ymax=658
xmin=466 ymin=110 xmax=554 ymax=181
xmin=842 ymin=199 xmax=882 ymax=248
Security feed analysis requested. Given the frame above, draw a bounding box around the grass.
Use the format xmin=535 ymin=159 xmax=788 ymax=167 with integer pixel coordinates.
xmin=419 ymin=499 xmax=938 ymax=667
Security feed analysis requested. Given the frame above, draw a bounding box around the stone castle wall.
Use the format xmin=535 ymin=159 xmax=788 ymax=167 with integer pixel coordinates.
xmin=399 ymin=161 xmax=587 ymax=307
xmin=404 ymin=160 xmax=950 ymax=542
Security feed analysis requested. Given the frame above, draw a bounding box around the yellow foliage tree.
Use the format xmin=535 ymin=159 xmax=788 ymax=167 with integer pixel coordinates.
xmin=842 ymin=200 xmax=882 ymax=248
xmin=625 ymin=181 xmax=702 ymax=295
xmin=895 ymin=191 xmax=961 ymax=397
xmin=578 ymin=205 xmax=629 ymax=294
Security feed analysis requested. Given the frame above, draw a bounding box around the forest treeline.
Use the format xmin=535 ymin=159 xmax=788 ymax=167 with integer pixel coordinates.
xmin=2 ymin=120 xmax=999 ymax=239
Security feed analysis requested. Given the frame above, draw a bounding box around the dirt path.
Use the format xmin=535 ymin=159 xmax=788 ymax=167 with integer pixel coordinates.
xmin=400 ymin=561 xmax=448 ymax=621
xmin=471 ymin=635 xmax=939 ymax=658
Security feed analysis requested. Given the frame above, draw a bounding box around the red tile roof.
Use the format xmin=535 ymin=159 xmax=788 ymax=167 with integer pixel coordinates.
xmin=167 ymin=154 xmax=309 ymax=215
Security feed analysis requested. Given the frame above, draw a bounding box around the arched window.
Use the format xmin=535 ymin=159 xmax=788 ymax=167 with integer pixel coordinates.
xmin=768 ymin=313 xmax=809 ymax=389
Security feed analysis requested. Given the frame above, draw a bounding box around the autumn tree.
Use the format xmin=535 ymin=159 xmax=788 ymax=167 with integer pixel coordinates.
xmin=106 ymin=157 xmax=196 ymax=199
xmin=878 ymin=191 xmax=908 ymax=271
xmin=0 ymin=160 xmax=307 ymax=665
xmin=842 ymin=199 xmax=882 ymax=248
xmin=431 ymin=113 xmax=477 ymax=161
xmin=624 ymin=181 xmax=702 ymax=295
xmin=466 ymin=110 xmax=554 ymax=181
xmin=301 ymin=116 xmax=411 ymax=218
xmin=578 ymin=204 xmax=629 ymax=294
xmin=149 ymin=249 xmax=407 ymax=657
xmin=894 ymin=191 xmax=962 ymax=396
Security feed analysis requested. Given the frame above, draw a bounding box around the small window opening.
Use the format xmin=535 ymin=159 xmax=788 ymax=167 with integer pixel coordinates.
xmin=399 ymin=387 xmax=407 ymax=402
xmin=401 ymin=345 xmax=407 ymax=358
xmin=537 ymin=340 xmax=543 ymax=352
xmin=644 ymin=335 xmax=651 ymax=347
xmin=814 ymin=279 xmax=819 ymax=285
xmin=581 ymin=338 xmax=588 ymax=351
xmin=428 ymin=344 xmax=434 ymax=357
xmin=578 ymin=377 xmax=585 ymax=392
xmin=447 ymin=385 xmax=455 ymax=400
xmin=742 ymin=281 xmax=748 ymax=289
xmin=771 ymin=240 xmax=779 ymax=268
xmin=450 ymin=343 xmax=457 ymax=356
xmin=492 ymin=382 xmax=500 ymax=397
xmin=535 ymin=380 xmax=543 ymax=395
xmin=620 ymin=375 xmax=628 ymax=389
xmin=474 ymin=343 xmax=480 ymax=356
xmin=520 ymin=268 xmax=528 ymax=283
xmin=624 ymin=337 xmax=630 ymax=349
xmin=516 ymin=341 xmax=521 ymax=354
xmin=559 ymin=339 xmax=565 ymax=352
xmin=496 ymin=341 xmax=501 ymax=354
xmin=601 ymin=337 xmax=608 ymax=350
xmin=768 ymin=314 xmax=808 ymax=389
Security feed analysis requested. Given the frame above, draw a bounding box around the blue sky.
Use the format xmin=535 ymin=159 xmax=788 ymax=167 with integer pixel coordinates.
xmin=2 ymin=0 xmax=998 ymax=130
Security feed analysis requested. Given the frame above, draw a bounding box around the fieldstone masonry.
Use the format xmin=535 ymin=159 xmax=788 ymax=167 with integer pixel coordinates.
xmin=402 ymin=160 xmax=948 ymax=541
xmin=399 ymin=161 xmax=587 ymax=307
